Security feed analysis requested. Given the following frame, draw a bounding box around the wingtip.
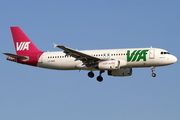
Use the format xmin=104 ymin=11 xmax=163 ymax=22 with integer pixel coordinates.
xmin=53 ymin=43 xmax=58 ymax=48
xmin=3 ymin=53 xmax=9 ymax=55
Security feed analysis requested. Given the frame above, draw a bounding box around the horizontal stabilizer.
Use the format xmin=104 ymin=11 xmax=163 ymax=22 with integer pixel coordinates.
xmin=3 ymin=53 xmax=28 ymax=60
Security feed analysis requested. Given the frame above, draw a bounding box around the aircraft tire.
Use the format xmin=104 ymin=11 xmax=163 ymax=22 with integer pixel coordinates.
xmin=97 ymin=76 xmax=103 ymax=82
xmin=88 ymin=71 xmax=94 ymax=78
xmin=152 ymin=73 xmax=156 ymax=77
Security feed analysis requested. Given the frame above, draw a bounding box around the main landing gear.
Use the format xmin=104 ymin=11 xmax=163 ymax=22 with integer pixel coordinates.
xmin=88 ymin=70 xmax=105 ymax=82
xmin=151 ymin=66 xmax=156 ymax=77
xmin=88 ymin=71 xmax=94 ymax=78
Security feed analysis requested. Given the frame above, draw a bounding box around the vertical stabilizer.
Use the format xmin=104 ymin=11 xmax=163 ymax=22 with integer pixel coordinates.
xmin=10 ymin=27 xmax=42 ymax=55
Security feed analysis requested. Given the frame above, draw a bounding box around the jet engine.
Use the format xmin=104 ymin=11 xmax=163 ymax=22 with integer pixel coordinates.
xmin=98 ymin=60 xmax=127 ymax=70
xmin=108 ymin=68 xmax=132 ymax=76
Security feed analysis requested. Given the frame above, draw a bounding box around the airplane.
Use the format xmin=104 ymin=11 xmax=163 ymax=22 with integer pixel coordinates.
xmin=3 ymin=27 xmax=177 ymax=82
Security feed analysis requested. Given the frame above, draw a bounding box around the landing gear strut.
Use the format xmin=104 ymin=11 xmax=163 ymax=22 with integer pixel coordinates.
xmin=96 ymin=70 xmax=105 ymax=82
xmin=151 ymin=66 xmax=156 ymax=77
xmin=88 ymin=71 xmax=94 ymax=78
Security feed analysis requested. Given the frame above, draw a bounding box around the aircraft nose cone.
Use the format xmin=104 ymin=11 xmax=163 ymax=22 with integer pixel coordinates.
xmin=172 ymin=56 xmax=177 ymax=63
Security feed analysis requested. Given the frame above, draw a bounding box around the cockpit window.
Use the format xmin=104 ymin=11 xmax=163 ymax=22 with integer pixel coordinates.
xmin=161 ymin=51 xmax=170 ymax=54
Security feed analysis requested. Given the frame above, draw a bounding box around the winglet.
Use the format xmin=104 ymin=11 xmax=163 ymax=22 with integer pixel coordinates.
xmin=53 ymin=43 xmax=58 ymax=48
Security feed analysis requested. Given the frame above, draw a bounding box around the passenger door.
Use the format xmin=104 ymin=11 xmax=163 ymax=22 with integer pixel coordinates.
xmin=149 ymin=49 xmax=155 ymax=59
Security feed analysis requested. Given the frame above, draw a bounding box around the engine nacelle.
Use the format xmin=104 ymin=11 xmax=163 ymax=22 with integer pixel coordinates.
xmin=108 ymin=68 xmax=132 ymax=76
xmin=98 ymin=60 xmax=127 ymax=70
xmin=98 ymin=60 xmax=120 ymax=70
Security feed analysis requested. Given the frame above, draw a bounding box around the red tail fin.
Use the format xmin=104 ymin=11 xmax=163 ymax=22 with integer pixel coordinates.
xmin=10 ymin=27 xmax=42 ymax=55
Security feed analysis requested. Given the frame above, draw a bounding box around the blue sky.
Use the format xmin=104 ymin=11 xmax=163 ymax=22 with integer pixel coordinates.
xmin=1 ymin=0 xmax=180 ymax=120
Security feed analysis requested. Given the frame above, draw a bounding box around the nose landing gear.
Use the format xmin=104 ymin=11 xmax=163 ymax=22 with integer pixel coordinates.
xmin=151 ymin=66 xmax=156 ymax=77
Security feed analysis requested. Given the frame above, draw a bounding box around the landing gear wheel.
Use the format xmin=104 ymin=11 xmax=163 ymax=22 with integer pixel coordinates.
xmin=151 ymin=66 xmax=156 ymax=77
xmin=97 ymin=76 xmax=103 ymax=82
xmin=152 ymin=73 xmax=156 ymax=77
xmin=96 ymin=70 xmax=105 ymax=82
xmin=88 ymin=71 xmax=94 ymax=78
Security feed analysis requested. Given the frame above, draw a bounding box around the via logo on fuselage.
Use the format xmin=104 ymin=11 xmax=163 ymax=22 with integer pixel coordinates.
xmin=16 ymin=42 xmax=30 ymax=51
xmin=127 ymin=50 xmax=149 ymax=62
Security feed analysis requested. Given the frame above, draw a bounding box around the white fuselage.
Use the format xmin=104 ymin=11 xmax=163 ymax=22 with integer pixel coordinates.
xmin=6 ymin=27 xmax=177 ymax=81
xmin=37 ymin=48 xmax=177 ymax=70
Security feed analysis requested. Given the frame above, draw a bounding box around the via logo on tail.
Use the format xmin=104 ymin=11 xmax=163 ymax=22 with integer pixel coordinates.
xmin=16 ymin=42 xmax=31 ymax=51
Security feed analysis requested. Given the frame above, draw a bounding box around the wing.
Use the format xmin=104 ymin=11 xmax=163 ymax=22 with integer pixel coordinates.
xmin=53 ymin=43 xmax=101 ymax=67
